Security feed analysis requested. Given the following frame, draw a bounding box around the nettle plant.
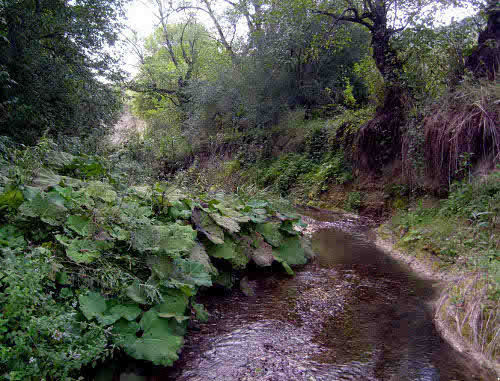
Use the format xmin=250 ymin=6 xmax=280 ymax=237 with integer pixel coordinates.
xmin=0 ymin=142 xmax=310 ymax=379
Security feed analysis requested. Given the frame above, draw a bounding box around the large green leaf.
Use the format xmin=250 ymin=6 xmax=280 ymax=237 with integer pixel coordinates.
xmin=20 ymin=192 xmax=67 ymax=226
xmin=66 ymin=215 xmax=91 ymax=236
xmin=189 ymin=243 xmax=217 ymax=275
xmin=246 ymin=200 xmax=269 ymax=208
xmin=97 ymin=302 xmax=142 ymax=326
xmin=168 ymin=200 xmax=192 ymax=220
xmin=207 ymin=237 xmax=249 ymax=269
xmin=112 ymin=319 xmax=141 ymax=348
xmin=123 ymin=308 xmax=186 ymax=366
xmin=32 ymin=168 xmax=62 ymax=190
xmin=155 ymin=289 xmax=189 ymax=319
xmin=79 ymin=292 xmax=142 ymax=325
xmin=130 ymin=185 xmax=152 ymax=199
xmin=108 ymin=304 xmax=142 ymax=322
xmin=56 ymin=235 xmax=113 ymax=264
xmin=191 ymin=208 xmax=224 ymax=244
xmin=126 ymin=282 xmax=148 ymax=304
xmin=86 ymin=181 xmax=117 ymax=203
xmin=79 ymin=292 xmax=107 ymax=321
xmin=273 ymin=236 xmax=307 ymax=266
xmin=122 ymin=202 xmax=152 ymax=221
xmin=46 ymin=150 xmax=75 ymax=169
xmin=172 ymin=258 xmax=212 ymax=287
xmin=210 ymin=213 xmax=240 ymax=233
xmin=133 ymin=224 xmax=197 ymax=255
xmin=215 ymin=206 xmax=251 ymax=223
xmin=256 ymin=222 xmax=283 ymax=247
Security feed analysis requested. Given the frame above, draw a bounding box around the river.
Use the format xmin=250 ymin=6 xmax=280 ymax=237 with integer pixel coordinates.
xmin=110 ymin=210 xmax=495 ymax=381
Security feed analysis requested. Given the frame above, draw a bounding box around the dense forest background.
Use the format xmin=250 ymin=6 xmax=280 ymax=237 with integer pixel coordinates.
xmin=0 ymin=0 xmax=499 ymax=379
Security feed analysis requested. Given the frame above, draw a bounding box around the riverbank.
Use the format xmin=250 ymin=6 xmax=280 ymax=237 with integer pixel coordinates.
xmin=300 ymin=204 xmax=499 ymax=376
xmin=296 ymin=204 xmax=499 ymax=378
xmin=376 ymin=231 xmax=499 ymax=377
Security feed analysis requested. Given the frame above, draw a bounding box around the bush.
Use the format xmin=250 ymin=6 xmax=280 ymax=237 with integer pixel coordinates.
xmin=0 ymin=248 xmax=110 ymax=380
xmin=345 ymin=191 xmax=362 ymax=212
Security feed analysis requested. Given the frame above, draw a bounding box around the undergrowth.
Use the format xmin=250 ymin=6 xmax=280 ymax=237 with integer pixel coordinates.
xmin=388 ymin=169 xmax=500 ymax=361
xmin=0 ymin=138 xmax=311 ymax=380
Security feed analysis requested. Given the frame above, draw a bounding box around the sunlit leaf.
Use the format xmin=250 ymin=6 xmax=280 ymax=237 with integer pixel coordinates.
xmin=86 ymin=181 xmax=117 ymax=203
xmin=66 ymin=215 xmax=91 ymax=236
xmin=256 ymin=222 xmax=283 ymax=247
xmin=191 ymin=208 xmax=224 ymax=244
xmin=133 ymin=223 xmax=196 ymax=255
xmin=210 ymin=213 xmax=240 ymax=233
xmin=273 ymin=236 xmax=307 ymax=265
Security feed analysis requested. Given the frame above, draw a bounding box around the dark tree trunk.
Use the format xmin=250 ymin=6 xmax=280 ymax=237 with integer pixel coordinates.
xmin=465 ymin=4 xmax=500 ymax=81
xmin=371 ymin=29 xmax=404 ymax=88
xmin=356 ymin=12 xmax=409 ymax=172
xmin=370 ymin=9 xmax=404 ymax=87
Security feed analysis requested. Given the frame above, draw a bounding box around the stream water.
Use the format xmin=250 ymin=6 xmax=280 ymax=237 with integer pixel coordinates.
xmin=113 ymin=210 xmax=495 ymax=381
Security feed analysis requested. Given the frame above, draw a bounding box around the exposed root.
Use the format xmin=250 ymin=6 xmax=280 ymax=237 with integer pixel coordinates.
xmin=356 ymin=85 xmax=411 ymax=171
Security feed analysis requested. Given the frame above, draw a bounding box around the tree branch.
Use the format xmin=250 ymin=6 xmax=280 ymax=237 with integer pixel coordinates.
xmin=311 ymin=8 xmax=374 ymax=31
xmin=125 ymin=82 xmax=178 ymax=96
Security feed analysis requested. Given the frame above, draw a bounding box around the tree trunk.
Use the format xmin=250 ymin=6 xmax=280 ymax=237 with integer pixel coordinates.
xmin=356 ymin=15 xmax=409 ymax=171
xmin=465 ymin=3 xmax=500 ymax=81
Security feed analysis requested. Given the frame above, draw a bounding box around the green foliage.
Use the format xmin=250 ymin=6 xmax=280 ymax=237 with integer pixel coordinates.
xmin=0 ymin=0 xmax=124 ymax=144
xmin=0 ymin=248 xmax=110 ymax=380
xmin=116 ymin=307 xmax=186 ymax=366
xmin=304 ymin=124 xmax=329 ymax=162
xmin=256 ymin=223 xmax=283 ymax=248
xmin=257 ymin=154 xmax=315 ymax=196
xmin=345 ymin=191 xmax=362 ymax=212
xmin=342 ymin=77 xmax=357 ymax=108
xmin=440 ymin=171 xmax=500 ymax=223
xmin=207 ymin=238 xmax=250 ymax=269
xmin=0 ymin=143 xmax=311 ymax=378
xmin=273 ymin=236 xmax=308 ymax=266
xmin=390 ymin=170 xmax=499 ymax=277
xmin=388 ymin=171 xmax=499 ymax=359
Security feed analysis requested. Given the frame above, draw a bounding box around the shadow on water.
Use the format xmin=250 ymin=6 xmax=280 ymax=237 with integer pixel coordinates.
xmin=97 ymin=210 xmax=495 ymax=381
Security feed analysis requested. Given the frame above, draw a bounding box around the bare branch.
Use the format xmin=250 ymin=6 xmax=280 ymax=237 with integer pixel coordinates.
xmin=155 ymin=0 xmax=180 ymax=69
xmin=311 ymin=8 xmax=374 ymax=30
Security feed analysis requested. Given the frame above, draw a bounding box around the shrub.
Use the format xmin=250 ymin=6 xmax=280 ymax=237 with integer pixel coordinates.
xmin=345 ymin=191 xmax=362 ymax=212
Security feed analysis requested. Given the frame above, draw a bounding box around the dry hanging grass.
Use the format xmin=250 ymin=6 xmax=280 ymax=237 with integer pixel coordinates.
xmin=436 ymin=273 xmax=500 ymax=364
xmin=423 ymin=79 xmax=500 ymax=186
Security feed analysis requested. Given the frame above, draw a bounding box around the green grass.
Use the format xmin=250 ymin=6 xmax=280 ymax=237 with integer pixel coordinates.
xmin=387 ymin=170 xmax=500 ymax=360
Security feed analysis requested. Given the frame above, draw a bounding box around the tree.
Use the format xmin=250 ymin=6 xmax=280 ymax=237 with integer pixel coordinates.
xmin=465 ymin=0 xmax=499 ymax=80
xmin=0 ymin=0 xmax=126 ymax=144
xmin=309 ymin=0 xmax=489 ymax=170
xmin=312 ymin=0 xmax=486 ymax=94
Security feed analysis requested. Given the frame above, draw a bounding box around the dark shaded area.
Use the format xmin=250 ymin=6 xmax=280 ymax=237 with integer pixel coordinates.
xmin=465 ymin=5 xmax=500 ymax=81
xmin=356 ymin=85 xmax=409 ymax=171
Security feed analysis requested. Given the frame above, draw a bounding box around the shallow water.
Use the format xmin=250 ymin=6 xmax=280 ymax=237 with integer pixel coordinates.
xmin=110 ymin=210 xmax=495 ymax=381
